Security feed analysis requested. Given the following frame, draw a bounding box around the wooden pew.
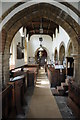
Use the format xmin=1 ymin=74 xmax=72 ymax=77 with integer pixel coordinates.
xmin=10 ymin=64 xmax=39 ymax=86
xmin=24 ymin=64 xmax=39 ymax=75
xmin=8 ymin=75 xmax=25 ymax=116
xmin=27 ymin=70 xmax=35 ymax=87
xmin=24 ymin=65 xmax=39 ymax=85
xmin=47 ymin=65 xmax=66 ymax=87
xmin=2 ymin=64 xmax=39 ymax=118
xmin=2 ymin=84 xmax=13 ymax=119
xmin=67 ymin=79 xmax=80 ymax=118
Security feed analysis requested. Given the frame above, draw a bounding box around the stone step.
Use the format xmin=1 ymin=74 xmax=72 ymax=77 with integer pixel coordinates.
xmin=51 ymin=88 xmax=59 ymax=96
xmin=57 ymin=86 xmax=65 ymax=96
xmin=65 ymin=79 xmax=69 ymax=85
xmin=61 ymin=82 xmax=68 ymax=87
xmin=57 ymin=86 xmax=64 ymax=90
xmin=61 ymin=82 xmax=68 ymax=92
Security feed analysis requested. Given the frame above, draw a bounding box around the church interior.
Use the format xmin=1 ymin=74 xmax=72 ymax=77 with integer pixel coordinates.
xmin=0 ymin=1 xmax=80 ymax=119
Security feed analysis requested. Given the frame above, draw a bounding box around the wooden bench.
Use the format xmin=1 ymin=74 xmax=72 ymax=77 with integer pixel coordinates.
xmin=47 ymin=65 xmax=66 ymax=87
xmin=8 ymin=75 xmax=25 ymax=116
xmin=10 ymin=64 xmax=39 ymax=85
xmin=2 ymin=84 xmax=13 ymax=119
xmin=24 ymin=66 xmax=38 ymax=85
xmin=67 ymin=79 xmax=80 ymax=118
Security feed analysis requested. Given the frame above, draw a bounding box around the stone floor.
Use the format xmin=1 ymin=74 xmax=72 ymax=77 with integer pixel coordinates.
xmin=16 ymin=87 xmax=34 ymax=118
xmin=26 ymin=68 xmax=62 ymax=118
xmin=15 ymin=68 xmax=76 ymax=119
xmin=16 ymin=87 xmax=76 ymax=119
xmin=54 ymin=96 xmax=76 ymax=120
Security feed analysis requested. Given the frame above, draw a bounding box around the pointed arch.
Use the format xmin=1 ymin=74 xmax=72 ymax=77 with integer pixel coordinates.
xmin=54 ymin=48 xmax=58 ymax=62
xmin=59 ymin=42 xmax=65 ymax=64
xmin=1 ymin=2 xmax=80 ymax=85
xmin=67 ymin=40 xmax=74 ymax=57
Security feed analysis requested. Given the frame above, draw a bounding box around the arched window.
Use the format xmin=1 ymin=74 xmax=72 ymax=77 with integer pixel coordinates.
xmin=59 ymin=43 xmax=65 ymax=64
xmin=54 ymin=49 xmax=58 ymax=62
xmin=68 ymin=42 xmax=73 ymax=57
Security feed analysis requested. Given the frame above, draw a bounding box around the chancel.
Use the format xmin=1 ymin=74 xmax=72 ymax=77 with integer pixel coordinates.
xmin=0 ymin=1 xmax=80 ymax=119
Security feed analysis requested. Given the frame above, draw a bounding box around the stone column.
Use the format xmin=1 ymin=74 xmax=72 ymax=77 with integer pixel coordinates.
xmin=66 ymin=57 xmax=68 ymax=77
xmin=73 ymin=54 xmax=80 ymax=85
xmin=0 ymin=52 xmax=2 ymax=92
xmin=27 ymin=34 xmax=29 ymax=64
xmin=0 ymin=29 xmax=2 ymax=92
xmin=3 ymin=51 xmax=10 ymax=86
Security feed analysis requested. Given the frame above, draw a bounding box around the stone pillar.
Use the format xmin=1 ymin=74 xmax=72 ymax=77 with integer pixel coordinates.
xmin=0 ymin=52 xmax=2 ymax=92
xmin=73 ymin=54 xmax=80 ymax=85
xmin=27 ymin=34 xmax=29 ymax=64
xmin=0 ymin=30 xmax=2 ymax=92
xmin=3 ymin=51 xmax=10 ymax=86
xmin=66 ymin=57 xmax=68 ymax=77
xmin=24 ymin=39 xmax=27 ymax=64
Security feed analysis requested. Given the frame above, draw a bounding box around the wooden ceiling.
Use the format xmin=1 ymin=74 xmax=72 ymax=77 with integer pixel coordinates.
xmin=24 ymin=18 xmax=59 ymax=39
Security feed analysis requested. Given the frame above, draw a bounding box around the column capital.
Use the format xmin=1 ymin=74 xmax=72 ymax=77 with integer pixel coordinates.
xmin=71 ymin=54 xmax=80 ymax=60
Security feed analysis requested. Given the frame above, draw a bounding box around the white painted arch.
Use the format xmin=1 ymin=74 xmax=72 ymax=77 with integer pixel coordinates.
xmin=0 ymin=0 xmax=80 ymax=31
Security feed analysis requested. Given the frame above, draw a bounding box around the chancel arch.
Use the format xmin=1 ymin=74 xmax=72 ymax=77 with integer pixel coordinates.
xmin=35 ymin=46 xmax=49 ymax=65
xmin=1 ymin=2 xmax=80 ymax=119
xmin=67 ymin=40 xmax=74 ymax=57
xmin=1 ymin=2 xmax=80 ymax=86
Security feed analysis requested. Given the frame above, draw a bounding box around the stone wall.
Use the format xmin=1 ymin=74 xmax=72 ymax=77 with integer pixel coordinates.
xmin=0 ymin=3 xmax=80 ymax=86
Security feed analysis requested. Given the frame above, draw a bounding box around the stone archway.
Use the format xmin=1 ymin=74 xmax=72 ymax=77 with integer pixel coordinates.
xmin=35 ymin=46 xmax=49 ymax=60
xmin=1 ymin=3 xmax=80 ymax=85
xmin=35 ymin=47 xmax=47 ymax=66
xmin=67 ymin=40 xmax=74 ymax=57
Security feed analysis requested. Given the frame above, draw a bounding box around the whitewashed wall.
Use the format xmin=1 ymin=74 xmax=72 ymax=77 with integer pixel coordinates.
xmin=10 ymin=26 xmax=70 ymax=68
xmin=52 ymin=26 xmax=70 ymax=63
xmin=10 ymin=31 xmax=25 ymax=69
xmin=28 ymin=35 xmax=53 ymax=61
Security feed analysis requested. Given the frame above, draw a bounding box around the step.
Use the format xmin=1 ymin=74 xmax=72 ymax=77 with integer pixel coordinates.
xmin=61 ymin=82 xmax=68 ymax=92
xmin=61 ymin=82 xmax=68 ymax=87
xmin=57 ymin=86 xmax=64 ymax=90
xmin=57 ymin=86 xmax=65 ymax=96
xmin=51 ymin=88 xmax=59 ymax=96
xmin=65 ymin=79 xmax=69 ymax=85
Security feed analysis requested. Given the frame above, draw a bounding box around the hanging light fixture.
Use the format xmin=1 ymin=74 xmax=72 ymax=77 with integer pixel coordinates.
xmin=39 ymin=37 xmax=43 ymax=43
xmin=39 ymin=47 xmax=43 ymax=51
xmin=39 ymin=18 xmax=43 ymax=40
xmin=39 ymin=18 xmax=43 ymax=34
xmin=39 ymin=37 xmax=43 ymax=51
xmin=38 ymin=18 xmax=44 ymax=51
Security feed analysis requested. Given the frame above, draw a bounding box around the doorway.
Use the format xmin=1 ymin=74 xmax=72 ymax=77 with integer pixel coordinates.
xmin=35 ymin=48 xmax=47 ymax=66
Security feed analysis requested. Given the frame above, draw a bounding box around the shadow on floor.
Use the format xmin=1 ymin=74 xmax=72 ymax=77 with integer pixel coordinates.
xmin=16 ymin=87 xmax=34 ymax=118
xmin=54 ymin=96 xmax=76 ymax=120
